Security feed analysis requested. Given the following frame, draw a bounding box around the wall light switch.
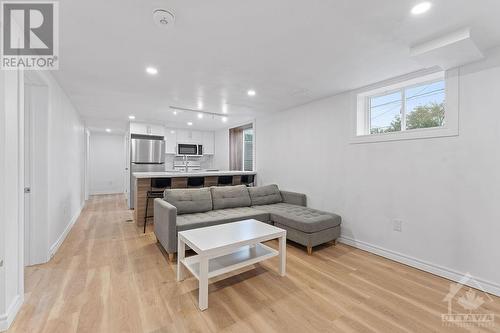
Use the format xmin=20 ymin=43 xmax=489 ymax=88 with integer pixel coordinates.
xmin=393 ymin=219 xmax=403 ymax=232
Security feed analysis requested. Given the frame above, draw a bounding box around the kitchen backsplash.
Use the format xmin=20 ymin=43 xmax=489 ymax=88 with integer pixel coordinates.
xmin=164 ymin=155 xmax=214 ymax=170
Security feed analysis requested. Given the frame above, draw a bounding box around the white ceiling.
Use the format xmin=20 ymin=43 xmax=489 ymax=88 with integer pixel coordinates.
xmin=54 ymin=0 xmax=500 ymax=132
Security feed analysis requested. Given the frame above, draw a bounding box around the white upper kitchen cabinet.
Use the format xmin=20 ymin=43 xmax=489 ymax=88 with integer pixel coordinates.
xmin=129 ymin=122 xmax=165 ymax=136
xmin=191 ymin=130 xmax=203 ymax=143
xmin=129 ymin=122 xmax=148 ymax=135
xmin=175 ymin=129 xmax=190 ymax=142
xmin=130 ymin=124 xmax=214 ymax=155
xmin=164 ymin=128 xmax=177 ymax=154
xmin=202 ymin=131 xmax=215 ymax=155
xmin=176 ymin=129 xmax=203 ymax=144
xmin=149 ymin=124 xmax=165 ymax=136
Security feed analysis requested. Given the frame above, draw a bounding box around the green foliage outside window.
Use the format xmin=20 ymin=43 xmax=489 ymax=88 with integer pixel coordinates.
xmin=370 ymin=102 xmax=444 ymax=134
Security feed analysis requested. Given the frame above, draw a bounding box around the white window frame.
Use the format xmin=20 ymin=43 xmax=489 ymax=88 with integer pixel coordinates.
xmin=351 ymin=69 xmax=459 ymax=144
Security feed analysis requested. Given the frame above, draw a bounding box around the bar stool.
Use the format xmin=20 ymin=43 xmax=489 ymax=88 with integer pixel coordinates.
xmin=187 ymin=177 xmax=205 ymax=188
xmin=144 ymin=178 xmax=171 ymax=233
xmin=241 ymin=175 xmax=255 ymax=186
xmin=217 ymin=175 xmax=233 ymax=186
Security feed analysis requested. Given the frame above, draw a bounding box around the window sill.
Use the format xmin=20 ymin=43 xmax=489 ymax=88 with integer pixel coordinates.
xmin=350 ymin=126 xmax=459 ymax=144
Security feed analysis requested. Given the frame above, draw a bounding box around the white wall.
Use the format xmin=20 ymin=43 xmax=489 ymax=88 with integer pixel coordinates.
xmin=256 ymin=54 xmax=500 ymax=295
xmin=40 ymin=72 xmax=85 ymax=257
xmin=0 ymin=68 xmax=85 ymax=331
xmin=84 ymin=130 xmax=90 ymax=200
xmin=89 ymin=133 xmax=126 ymax=195
xmin=213 ymin=129 xmax=229 ymax=170
xmin=0 ymin=68 xmax=24 ymax=331
xmin=0 ymin=65 xmax=5 ymax=328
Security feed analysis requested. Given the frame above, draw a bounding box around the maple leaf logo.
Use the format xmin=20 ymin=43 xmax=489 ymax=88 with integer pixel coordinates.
xmin=457 ymin=288 xmax=485 ymax=311
xmin=448 ymin=283 xmax=462 ymax=297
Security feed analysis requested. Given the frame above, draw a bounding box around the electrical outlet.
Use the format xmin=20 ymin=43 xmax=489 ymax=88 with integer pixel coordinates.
xmin=393 ymin=219 xmax=403 ymax=232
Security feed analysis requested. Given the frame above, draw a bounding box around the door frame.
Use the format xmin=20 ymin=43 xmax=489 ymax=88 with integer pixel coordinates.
xmin=23 ymin=83 xmax=32 ymax=266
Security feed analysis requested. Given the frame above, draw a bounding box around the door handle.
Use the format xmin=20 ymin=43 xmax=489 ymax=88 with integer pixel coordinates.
xmin=24 ymin=187 xmax=31 ymax=194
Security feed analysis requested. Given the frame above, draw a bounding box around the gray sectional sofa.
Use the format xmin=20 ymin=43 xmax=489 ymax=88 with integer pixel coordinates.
xmin=154 ymin=184 xmax=341 ymax=260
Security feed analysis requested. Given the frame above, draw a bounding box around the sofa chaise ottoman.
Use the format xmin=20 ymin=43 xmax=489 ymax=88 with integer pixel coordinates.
xmin=154 ymin=184 xmax=341 ymax=260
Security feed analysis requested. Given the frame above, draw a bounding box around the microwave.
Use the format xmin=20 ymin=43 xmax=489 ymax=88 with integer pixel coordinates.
xmin=177 ymin=143 xmax=203 ymax=156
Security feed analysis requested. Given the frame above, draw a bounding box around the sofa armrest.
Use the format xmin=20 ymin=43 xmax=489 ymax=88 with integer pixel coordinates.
xmin=281 ymin=191 xmax=307 ymax=207
xmin=154 ymin=199 xmax=178 ymax=254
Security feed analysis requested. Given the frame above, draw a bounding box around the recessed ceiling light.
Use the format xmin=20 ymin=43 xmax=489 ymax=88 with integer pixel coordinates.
xmin=221 ymin=116 xmax=228 ymax=123
xmin=222 ymin=104 xmax=228 ymax=114
xmin=146 ymin=66 xmax=158 ymax=75
xmin=172 ymin=111 xmax=177 ymax=115
xmin=128 ymin=115 xmax=135 ymax=120
xmin=187 ymin=122 xmax=193 ymax=126
xmin=197 ymin=113 xmax=203 ymax=119
xmin=105 ymin=128 xmax=111 ymax=132
xmin=170 ymin=130 xmax=175 ymax=134
xmin=411 ymin=2 xmax=432 ymax=15
xmin=247 ymin=89 xmax=256 ymax=96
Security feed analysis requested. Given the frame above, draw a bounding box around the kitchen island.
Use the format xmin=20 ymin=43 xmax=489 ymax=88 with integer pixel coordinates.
xmin=132 ymin=170 xmax=257 ymax=226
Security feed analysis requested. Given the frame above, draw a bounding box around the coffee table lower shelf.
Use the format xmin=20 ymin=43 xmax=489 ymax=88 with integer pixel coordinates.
xmin=177 ymin=220 xmax=287 ymax=311
xmin=180 ymin=243 xmax=278 ymax=280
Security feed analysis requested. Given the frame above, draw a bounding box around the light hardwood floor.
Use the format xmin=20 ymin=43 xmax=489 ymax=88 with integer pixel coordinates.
xmin=8 ymin=194 xmax=500 ymax=332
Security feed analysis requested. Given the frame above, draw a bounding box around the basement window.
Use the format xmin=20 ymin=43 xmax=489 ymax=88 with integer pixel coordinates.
xmin=353 ymin=70 xmax=459 ymax=143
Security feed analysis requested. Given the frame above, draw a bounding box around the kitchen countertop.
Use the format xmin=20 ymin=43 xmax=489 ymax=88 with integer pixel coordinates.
xmin=132 ymin=170 xmax=257 ymax=179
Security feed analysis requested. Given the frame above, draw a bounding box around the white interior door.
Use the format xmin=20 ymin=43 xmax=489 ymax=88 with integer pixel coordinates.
xmin=23 ymin=78 xmax=50 ymax=266
xmin=89 ymin=133 xmax=127 ymax=195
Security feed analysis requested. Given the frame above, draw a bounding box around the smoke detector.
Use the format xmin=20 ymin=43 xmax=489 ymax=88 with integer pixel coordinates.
xmin=153 ymin=9 xmax=175 ymax=28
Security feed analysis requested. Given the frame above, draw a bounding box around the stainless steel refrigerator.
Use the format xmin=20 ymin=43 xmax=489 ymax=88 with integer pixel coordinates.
xmin=128 ymin=135 xmax=165 ymax=209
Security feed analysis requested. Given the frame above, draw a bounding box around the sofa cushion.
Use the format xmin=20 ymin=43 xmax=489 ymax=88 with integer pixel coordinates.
xmin=248 ymin=184 xmax=283 ymax=206
xmin=254 ymin=203 xmax=341 ymax=233
xmin=164 ymin=188 xmax=212 ymax=215
xmin=211 ymin=185 xmax=251 ymax=210
xmin=176 ymin=207 xmax=270 ymax=231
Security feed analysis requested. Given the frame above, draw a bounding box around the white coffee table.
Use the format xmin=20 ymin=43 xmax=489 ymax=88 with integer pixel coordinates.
xmin=177 ymin=219 xmax=287 ymax=310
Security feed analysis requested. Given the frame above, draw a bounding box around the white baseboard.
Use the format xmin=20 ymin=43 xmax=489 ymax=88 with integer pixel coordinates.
xmin=48 ymin=203 xmax=83 ymax=259
xmin=0 ymin=205 xmax=84 ymax=331
xmin=338 ymin=236 xmax=500 ymax=297
xmin=0 ymin=294 xmax=24 ymax=332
